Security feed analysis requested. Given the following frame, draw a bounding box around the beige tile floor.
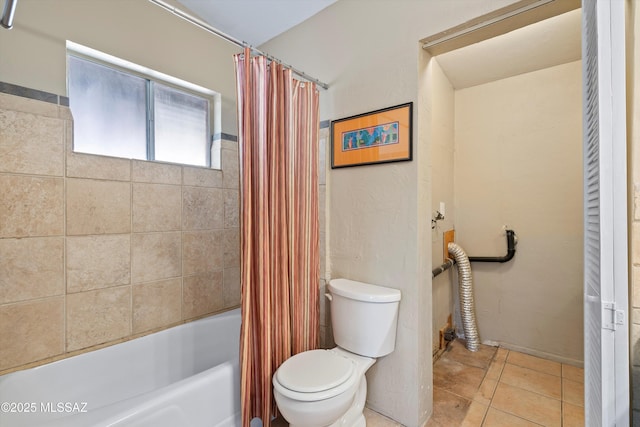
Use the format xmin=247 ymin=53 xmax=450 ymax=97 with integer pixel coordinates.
xmin=273 ymin=340 xmax=584 ymax=426
xmin=428 ymin=340 xmax=585 ymax=427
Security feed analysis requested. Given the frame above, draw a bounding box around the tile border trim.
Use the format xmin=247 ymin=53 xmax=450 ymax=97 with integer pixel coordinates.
xmin=213 ymin=132 xmax=238 ymax=142
xmin=1 ymin=81 xmax=326 ymax=137
xmin=0 ymin=81 xmax=69 ymax=106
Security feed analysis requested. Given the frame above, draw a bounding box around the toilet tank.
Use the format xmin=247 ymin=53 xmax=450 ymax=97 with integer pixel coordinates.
xmin=327 ymin=278 xmax=401 ymax=358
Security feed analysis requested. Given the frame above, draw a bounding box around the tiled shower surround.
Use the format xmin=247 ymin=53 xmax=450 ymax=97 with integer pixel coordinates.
xmin=0 ymin=89 xmax=242 ymax=373
xmin=0 ymin=86 xmax=329 ymax=374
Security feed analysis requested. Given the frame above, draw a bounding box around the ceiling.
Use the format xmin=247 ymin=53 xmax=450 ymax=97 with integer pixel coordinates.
xmin=434 ymin=8 xmax=581 ymax=89
xmin=174 ymin=1 xmax=580 ymax=90
xmin=177 ymin=0 xmax=337 ymax=47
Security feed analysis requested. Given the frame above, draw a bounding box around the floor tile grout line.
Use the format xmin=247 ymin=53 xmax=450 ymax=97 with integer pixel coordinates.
xmin=433 ymin=385 xmax=475 ymax=406
xmin=504 ymin=360 xmax=565 ymax=378
xmin=497 ymin=376 xmax=564 ymax=403
xmin=485 ymin=407 xmax=547 ymax=427
xmin=479 ymin=401 xmax=489 ymax=426
xmin=472 ymin=346 xmax=501 ymax=425
xmin=505 ymin=355 xmax=563 ymax=377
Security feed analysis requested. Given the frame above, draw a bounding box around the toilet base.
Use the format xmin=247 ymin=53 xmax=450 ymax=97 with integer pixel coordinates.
xmin=328 ymin=375 xmax=367 ymax=427
xmin=288 ymin=376 xmax=367 ymax=427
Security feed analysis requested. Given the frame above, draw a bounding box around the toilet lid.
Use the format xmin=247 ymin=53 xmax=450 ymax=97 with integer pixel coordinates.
xmin=276 ymin=350 xmax=355 ymax=393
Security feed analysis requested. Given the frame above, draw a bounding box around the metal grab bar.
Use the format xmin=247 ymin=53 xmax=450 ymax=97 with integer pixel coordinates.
xmin=431 ymin=229 xmax=517 ymax=278
xmin=468 ymin=229 xmax=517 ymax=263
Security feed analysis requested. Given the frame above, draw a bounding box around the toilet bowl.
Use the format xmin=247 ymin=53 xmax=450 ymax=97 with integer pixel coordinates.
xmin=273 ymin=279 xmax=401 ymax=427
xmin=273 ymin=348 xmax=374 ymax=427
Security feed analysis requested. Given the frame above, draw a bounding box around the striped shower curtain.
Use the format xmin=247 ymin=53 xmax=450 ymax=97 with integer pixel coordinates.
xmin=234 ymin=48 xmax=320 ymax=426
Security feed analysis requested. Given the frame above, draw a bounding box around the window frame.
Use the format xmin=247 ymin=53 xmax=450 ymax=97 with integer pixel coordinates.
xmin=66 ymin=41 xmax=220 ymax=169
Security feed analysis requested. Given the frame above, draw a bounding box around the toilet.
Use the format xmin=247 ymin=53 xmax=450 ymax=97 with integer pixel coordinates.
xmin=272 ymin=278 xmax=401 ymax=427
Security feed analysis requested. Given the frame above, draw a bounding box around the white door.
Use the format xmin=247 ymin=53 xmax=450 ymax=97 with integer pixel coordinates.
xmin=582 ymin=0 xmax=629 ymax=425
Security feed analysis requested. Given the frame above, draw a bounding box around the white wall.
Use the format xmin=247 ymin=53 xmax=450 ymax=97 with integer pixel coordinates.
xmin=261 ymin=0 xmax=519 ymax=424
xmin=454 ymin=60 xmax=583 ymax=364
xmin=429 ymin=59 xmax=456 ymax=354
xmin=626 ymin=0 xmax=640 ymax=419
xmin=0 ymin=0 xmax=240 ymax=133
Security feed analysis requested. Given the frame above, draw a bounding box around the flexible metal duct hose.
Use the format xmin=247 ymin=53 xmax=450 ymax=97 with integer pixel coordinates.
xmin=447 ymin=242 xmax=480 ymax=352
xmin=1 ymin=0 xmax=18 ymax=29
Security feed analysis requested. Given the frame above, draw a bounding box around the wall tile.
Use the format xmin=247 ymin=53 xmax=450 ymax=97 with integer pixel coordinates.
xmin=132 ymin=183 xmax=181 ymax=232
xmin=635 ymin=184 xmax=640 ymax=221
xmin=223 ymin=228 xmax=240 ymax=268
xmin=0 ymin=93 xmax=244 ymax=372
xmin=320 ymin=228 xmax=326 ymax=281
xmin=0 ymin=82 xmax=57 ymax=104
xmin=183 ymin=166 xmax=222 ymax=188
xmin=635 ymin=222 xmax=640 ymax=266
xmin=131 ymin=232 xmax=182 ymax=283
xmin=66 ymin=178 xmax=131 ymax=235
xmin=67 ymin=234 xmax=130 ymax=293
xmin=221 ymin=140 xmax=237 ymax=151
xmin=223 ymin=267 xmax=241 ymax=307
xmin=58 ymin=105 xmax=72 ymax=120
xmin=319 ymin=184 xmax=326 ymax=279
xmin=320 ymin=325 xmax=335 ymax=349
xmin=319 ymin=279 xmax=329 ymax=327
xmin=633 ymin=322 xmax=640 ymax=367
xmin=183 ymin=270 xmax=224 ymax=319
xmin=211 ymin=140 xmax=222 ymax=170
xmin=0 ymin=237 xmax=64 ymax=304
xmin=132 ymin=160 xmax=181 ymax=185
xmin=224 ymin=189 xmax=239 ymax=228
xmin=183 ymin=230 xmax=224 ymax=275
xmin=133 ymin=278 xmax=182 ymax=334
xmin=66 ymin=152 xmax=131 ymax=181
xmin=635 ymin=368 xmax=640 ymax=412
xmin=0 ymin=297 xmax=64 ymax=371
xmin=182 ymin=187 xmax=224 ymax=230
xmin=66 ymin=286 xmax=131 ymax=351
xmin=0 ymin=109 xmax=64 ymax=176
xmin=634 ymin=266 xmax=640 ymax=308
xmin=0 ymin=175 xmax=64 ymax=238
xmin=222 ymin=149 xmax=239 ymax=189
xmin=320 ymin=325 xmax=328 ymax=349
xmin=319 ymin=136 xmax=327 ymax=185
xmin=0 ymin=92 xmax=59 ymax=118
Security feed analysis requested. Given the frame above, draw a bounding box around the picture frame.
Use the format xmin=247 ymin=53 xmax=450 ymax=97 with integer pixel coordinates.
xmin=331 ymin=102 xmax=412 ymax=169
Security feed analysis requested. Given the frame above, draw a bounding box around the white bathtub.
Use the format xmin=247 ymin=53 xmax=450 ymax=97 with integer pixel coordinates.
xmin=0 ymin=308 xmax=241 ymax=427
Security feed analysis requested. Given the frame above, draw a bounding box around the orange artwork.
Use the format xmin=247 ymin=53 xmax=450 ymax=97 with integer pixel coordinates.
xmin=331 ymin=102 xmax=412 ymax=168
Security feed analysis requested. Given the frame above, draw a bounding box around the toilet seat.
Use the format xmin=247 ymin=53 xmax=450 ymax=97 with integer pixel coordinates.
xmin=273 ymin=350 xmax=358 ymax=402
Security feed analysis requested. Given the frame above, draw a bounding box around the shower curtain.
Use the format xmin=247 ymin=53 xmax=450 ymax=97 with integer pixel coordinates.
xmin=234 ymin=48 xmax=320 ymax=426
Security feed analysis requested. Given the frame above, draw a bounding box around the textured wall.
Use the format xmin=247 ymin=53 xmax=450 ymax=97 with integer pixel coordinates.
xmin=454 ymin=61 xmax=583 ymax=364
xmin=0 ymin=0 xmax=240 ymax=134
xmin=628 ymin=0 xmax=640 ymax=421
xmin=261 ymin=1 xmax=521 ymax=424
xmin=0 ymin=90 xmax=240 ymax=374
xmin=429 ymin=58 xmax=456 ymax=355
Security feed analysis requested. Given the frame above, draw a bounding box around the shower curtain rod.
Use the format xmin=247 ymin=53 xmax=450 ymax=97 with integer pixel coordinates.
xmin=148 ymin=0 xmax=329 ymax=90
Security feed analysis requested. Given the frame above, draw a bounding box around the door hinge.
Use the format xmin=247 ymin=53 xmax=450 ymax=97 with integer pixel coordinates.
xmin=602 ymin=302 xmax=625 ymax=331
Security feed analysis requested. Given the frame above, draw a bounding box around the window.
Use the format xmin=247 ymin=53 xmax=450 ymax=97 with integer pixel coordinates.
xmin=67 ymin=43 xmax=218 ymax=168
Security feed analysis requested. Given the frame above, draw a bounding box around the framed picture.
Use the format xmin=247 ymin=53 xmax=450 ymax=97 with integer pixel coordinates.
xmin=331 ymin=102 xmax=412 ymax=169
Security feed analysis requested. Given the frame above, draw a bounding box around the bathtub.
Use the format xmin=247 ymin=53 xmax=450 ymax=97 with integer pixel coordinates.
xmin=0 ymin=308 xmax=241 ymax=427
